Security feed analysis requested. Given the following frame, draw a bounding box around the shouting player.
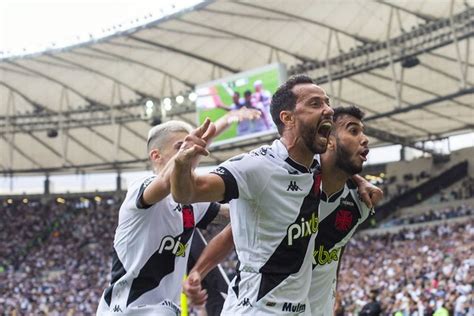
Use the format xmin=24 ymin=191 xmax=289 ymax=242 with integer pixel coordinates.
xmin=171 ymin=74 xmax=382 ymax=315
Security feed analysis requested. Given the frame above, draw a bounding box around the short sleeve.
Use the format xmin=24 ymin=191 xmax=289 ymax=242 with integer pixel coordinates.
xmin=134 ymin=176 xmax=156 ymax=209
xmin=211 ymin=153 xmax=270 ymax=203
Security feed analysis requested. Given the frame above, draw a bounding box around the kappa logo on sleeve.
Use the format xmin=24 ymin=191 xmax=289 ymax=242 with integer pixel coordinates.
xmin=213 ymin=167 xmax=226 ymax=175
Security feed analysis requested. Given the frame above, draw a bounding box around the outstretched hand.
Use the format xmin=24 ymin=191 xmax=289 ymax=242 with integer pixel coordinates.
xmin=183 ymin=271 xmax=208 ymax=307
xmin=176 ymin=118 xmax=216 ymax=165
xmin=227 ymin=107 xmax=262 ymax=123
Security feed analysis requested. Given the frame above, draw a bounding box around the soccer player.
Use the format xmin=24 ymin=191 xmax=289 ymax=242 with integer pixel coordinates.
xmin=182 ymin=105 xmax=374 ymax=315
xmin=252 ymin=80 xmax=273 ymax=129
xmin=96 ymin=110 xmax=258 ymax=316
xmin=310 ymin=105 xmax=372 ymax=315
xmin=170 ymin=75 xmax=382 ymax=314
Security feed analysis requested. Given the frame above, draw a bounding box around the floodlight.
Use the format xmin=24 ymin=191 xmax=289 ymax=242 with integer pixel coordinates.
xmin=176 ymin=95 xmax=184 ymax=104
xmin=145 ymin=100 xmax=154 ymax=108
xmin=188 ymin=92 xmax=198 ymax=102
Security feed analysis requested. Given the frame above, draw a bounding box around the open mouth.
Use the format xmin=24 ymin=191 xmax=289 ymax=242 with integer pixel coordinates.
xmin=359 ymin=148 xmax=369 ymax=161
xmin=316 ymin=121 xmax=333 ymax=141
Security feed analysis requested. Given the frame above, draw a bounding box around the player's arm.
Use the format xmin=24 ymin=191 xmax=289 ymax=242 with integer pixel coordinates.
xmin=351 ymin=174 xmax=383 ymax=209
xmin=192 ymin=224 xmax=234 ymax=278
xmin=171 ymin=119 xmax=226 ymax=204
xmin=213 ymin=108 xmax=261 ymax=136
xmin=183 ymin=224 xmax=234 ymax=305
xmin=142 ymin=117 xmax=224 ymax=206
xmin=145 ymin=115 xmax=244 ymax=206
xmin=140 ymin=153 xmax=180 ymax=206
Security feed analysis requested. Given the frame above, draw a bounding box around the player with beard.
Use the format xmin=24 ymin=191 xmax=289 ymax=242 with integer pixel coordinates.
xmin=171 ymin=75 xmax=382 ymax=315
xmin=180 ymin=105 xmax=375 ymax=315
xmin=310 ymin=105 xmax=372 ymax=315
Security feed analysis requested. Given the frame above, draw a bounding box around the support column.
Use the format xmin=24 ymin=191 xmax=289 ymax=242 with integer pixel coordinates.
xmin=400 ymin=145 xmax=406 ymax=161
xmin=44 ymin=174 xmax=50 ymax=195
xmin=116 ymin=171 xmax=122 ymax=192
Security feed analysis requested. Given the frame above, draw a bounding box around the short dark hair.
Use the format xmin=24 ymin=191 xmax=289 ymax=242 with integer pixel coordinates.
xmin=333 ymin=105 xmax=365 ymax=123
xmin=270 ymin=74 xmax=315 ymax=134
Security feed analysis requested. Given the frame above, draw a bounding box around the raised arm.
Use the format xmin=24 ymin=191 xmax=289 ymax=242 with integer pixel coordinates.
xmin=171 ymin=118 xmax=226 ymax=204
xmin=140 ymin=153 xmax=179 ymax=206
xmin=183 ymin=224 xmax=234 ymax=306
xmin=213 ymin=107 xmax=261 ymax=136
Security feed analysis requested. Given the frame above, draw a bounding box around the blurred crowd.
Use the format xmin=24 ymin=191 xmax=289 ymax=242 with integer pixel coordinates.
xmin=439 ymin=177 xmax=474 ymax=202
xmin=0 ymin=196 xmax=121 ymax=315
xmin=383 ymin=204 xmax=473 ymax=227
xmin=381 ymin=172 xmax=474 ymax=203
xmin=338 ymin=219 xmax=473 ymax=315
xmin=0 ymin=195 xmax=472 ymax=315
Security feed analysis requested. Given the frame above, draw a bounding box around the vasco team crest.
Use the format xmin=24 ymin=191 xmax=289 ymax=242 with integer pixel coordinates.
xmin=334 ymin=210 xmax=353 ymax=231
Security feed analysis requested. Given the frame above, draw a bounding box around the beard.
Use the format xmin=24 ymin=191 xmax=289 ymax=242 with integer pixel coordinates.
xmin=335 ymin=140 xmax=362 ymax=175
xmin=301 ymin=123 xmax=326 ymax=154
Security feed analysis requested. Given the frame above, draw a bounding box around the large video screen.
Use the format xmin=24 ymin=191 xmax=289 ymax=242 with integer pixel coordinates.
xmin=195 ymin=63 xmax=287 ymax=145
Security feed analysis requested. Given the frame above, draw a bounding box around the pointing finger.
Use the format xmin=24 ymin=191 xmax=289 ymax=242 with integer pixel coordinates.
xmin=192 ymin=118 xmax=211 ymax=138
xmin=202 ymin=122 xmax=217 ymax=142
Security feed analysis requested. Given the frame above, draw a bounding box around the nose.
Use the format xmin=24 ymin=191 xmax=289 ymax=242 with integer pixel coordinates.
xmin=361 ymin=133 xmax=369 ymax=146
xmin=323 ymin=103 xmax=334 ymax=117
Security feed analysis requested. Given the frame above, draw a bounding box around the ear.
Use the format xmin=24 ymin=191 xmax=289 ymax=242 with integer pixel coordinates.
xmin=279 ymin=110 xmax=294 ymax=129
xmin=149 ymin=148 xmax=160 ymax=162
xmin=327 ymin=134 xmax=336 ymax=151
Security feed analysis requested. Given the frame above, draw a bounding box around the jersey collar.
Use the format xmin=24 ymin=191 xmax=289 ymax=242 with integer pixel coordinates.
xmin=274 ymin=139 xmax=319 ymax=174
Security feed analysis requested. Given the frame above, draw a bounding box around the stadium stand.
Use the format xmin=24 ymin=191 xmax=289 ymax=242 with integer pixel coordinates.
xmin=338 ymin=217 xmax=473 ymax=315
xmin=0 ymin=183 xmax=473 ymax=315
xmin=0 ymin=195 xmax=121 ymax=315
xmin=1 ymin=150 xmax=472 ymax=315
xmin=1 ymin=1 xmax=473 ymax=315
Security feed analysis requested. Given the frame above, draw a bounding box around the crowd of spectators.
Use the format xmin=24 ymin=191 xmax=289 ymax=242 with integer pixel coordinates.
xmin=380 ymin=169 xmax=473 ymax=204
xmin=382 ymin=204 xmax=473 ymax=227
xmin=338 ymin=220 xmax=473 ymax=315
xmin=1 ymin=195 xmax=472 ymax=315
xmin=381 ymin=171 xmax=431 ymax=200
xmin=439 ymin=177 xmax=474 ymax=202
xmin=0 ymin=196 xmax=121 ymax=315
xmin=0 ymin=199 xmax=67 ymax=269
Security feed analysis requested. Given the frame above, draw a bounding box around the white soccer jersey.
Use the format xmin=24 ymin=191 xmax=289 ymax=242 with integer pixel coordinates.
xmin=211 ymin=140 xmax=321 ymax=315
xmin=97 ymin=175 xmax=219 ymax=316
xmin=309 ymin=180 xmax=371 ymax=315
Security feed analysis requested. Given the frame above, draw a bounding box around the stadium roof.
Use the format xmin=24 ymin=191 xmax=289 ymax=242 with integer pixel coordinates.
xmin=1 ymin=0 xmax=473 ymax=175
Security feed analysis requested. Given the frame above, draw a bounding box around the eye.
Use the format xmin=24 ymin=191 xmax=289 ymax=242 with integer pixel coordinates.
xmin=311 ymin=100 xmax=321 ymax=107
xmin=174 ymin=142 xmax=183 ymax=150
xmin=349 ymin=128 xmax=359 ymax=135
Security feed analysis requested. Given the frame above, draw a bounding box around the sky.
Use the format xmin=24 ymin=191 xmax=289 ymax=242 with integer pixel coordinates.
xmin=0 ymin=0 xmax=472 ymax=194
xmin=0 ymin=0 xmax=202 ymax=57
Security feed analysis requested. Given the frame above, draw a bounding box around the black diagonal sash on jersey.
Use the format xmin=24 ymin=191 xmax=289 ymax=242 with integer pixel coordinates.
xmin=256 ymin=173 xmax=322 ymax=301
xmin=104 ymin=249 xmax=127 ymax=306
xmin=312 ymin=189 xmax=361 ymax=269
xmin=126 ymin=205 xmax=195 ymax=306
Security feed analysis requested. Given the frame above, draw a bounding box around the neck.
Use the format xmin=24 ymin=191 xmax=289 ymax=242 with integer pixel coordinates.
xmin=321 ymin=157 xmax=349 ymax=196
xmin=152 ymin=164 xmax=162 ymax=175
xmin=280 ymin=136 xmax=314 ymax=169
